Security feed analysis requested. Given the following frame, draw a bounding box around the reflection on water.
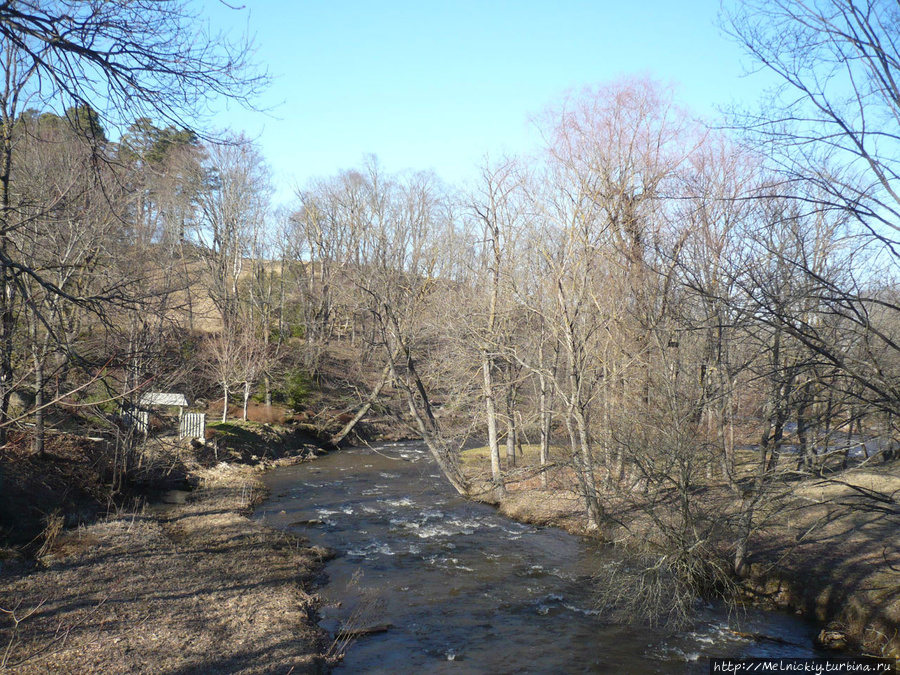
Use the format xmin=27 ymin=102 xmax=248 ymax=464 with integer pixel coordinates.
xmin=257 ymin=442 xmax=821 ymax=674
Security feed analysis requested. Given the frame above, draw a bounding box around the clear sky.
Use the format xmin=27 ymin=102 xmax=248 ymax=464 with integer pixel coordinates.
xmin=203 ymin=1 xmax=764 ymax=204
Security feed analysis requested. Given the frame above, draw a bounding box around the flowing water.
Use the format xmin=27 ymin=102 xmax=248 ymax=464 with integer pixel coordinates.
xmin=257 ymin=442 xmax=822 ymax=674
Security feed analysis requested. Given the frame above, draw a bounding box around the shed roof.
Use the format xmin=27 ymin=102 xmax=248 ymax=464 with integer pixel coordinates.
xmin=139 ymin=393 xmax=189 ymax=407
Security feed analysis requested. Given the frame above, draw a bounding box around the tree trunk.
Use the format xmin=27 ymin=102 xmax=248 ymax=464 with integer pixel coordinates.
xmin=505 ymin=382 xmax=517 ymax=469
xmin=387 ymin=335 xmax=468 ymax=496
xmin=330 ymin=360 xmax=393 ymax=447
xmin=537 ymin=334 xmax=558 ymax=489
xmin=28 ymin=309 xmax=50 ymax=457
xmin=573 ymin=405 xmax=602 ymax=528
xmin=538 ymin=369 xmax=552 ymax=489
xmin=734 ymin=502 xmax=754 ymax=579
xmin=32 ymin=350 xmax=44 ymax=457
xmin=505 ymin=418 xmax=516 ymax=468
xmin=0 ymin=114 xmax=14 ymax=448
xmin=482 ymin=352 xmax=504 ymax=492
xmin=796 ymin=380 xmax=814 ymax=472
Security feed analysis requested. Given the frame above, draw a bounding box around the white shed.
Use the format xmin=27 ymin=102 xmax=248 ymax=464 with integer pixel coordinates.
xmin=139 ymin=393 xmax=189 ymax=407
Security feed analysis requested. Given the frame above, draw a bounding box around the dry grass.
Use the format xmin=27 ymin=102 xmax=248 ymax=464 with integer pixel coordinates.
xmin=460 ymin=443 xmax=556 ymax=467
xmin=497 ymin=489 xmax=584 ymax=527
xmin=325 ymin=571 xmax=387 ymax=662
xmin=743 ymin=465 xmax=900 ymax=657
xmin=33 ymin=513 xmax=64 ymax=560
xmin=0 ymin=463 xmax=329 ymax=674
xmin=461 ymin=444 xmax=601 ymax=533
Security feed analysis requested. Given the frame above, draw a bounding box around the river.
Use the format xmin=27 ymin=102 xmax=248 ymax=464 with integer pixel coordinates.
xmin=256 ymin=441 xmax=822 ymax=674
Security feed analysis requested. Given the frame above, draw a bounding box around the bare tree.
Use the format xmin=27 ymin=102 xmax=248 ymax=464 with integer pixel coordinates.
xmin=195 ymin=134 xmax=272 ymax=328
xmin=13 ymin=109 xmax=123 ymax=454
xmin=204 ymin=331 xmax=267 ymax=423
xmin=297 ymin=160 xmax=471 ymax=493
xmin=0 ymin=0 xmax=267 ymax=444
xmin=725 ymin=0 xmax=900 ymax=424
xmin=0 ymin=1 xmax=267 ymax=132
xmin=466 ymin=156 xmax=526 ymax=494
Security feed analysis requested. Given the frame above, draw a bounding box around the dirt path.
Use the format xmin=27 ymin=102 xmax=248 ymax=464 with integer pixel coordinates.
xmin=0 ymin=464 xmax=330 ymax=674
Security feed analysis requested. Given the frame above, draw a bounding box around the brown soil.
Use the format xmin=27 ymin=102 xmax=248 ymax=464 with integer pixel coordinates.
xmin=0 ymin=433 xmax=115 ymax=546
xmin=0 ymin=460 xmax=332 ymax=674
xmin=206 ymin=399 xmax=291 ymax=426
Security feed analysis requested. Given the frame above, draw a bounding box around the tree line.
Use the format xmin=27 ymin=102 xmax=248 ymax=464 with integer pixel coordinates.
xmin=3 ymin=0 xmax=900 ymax=622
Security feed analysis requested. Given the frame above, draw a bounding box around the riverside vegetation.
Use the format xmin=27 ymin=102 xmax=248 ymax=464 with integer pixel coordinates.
xmin=4 ymin=0 xmax=900 ymax=670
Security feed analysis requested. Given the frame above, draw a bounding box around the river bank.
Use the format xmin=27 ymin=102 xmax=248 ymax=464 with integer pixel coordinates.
xmin=475 ymin=456 xmax=900 ymax=659
xmin=3 ymin=423 xmax=899 ymax=671
xmin=258 ymin=441 xmax=826 ymax=673
xmin=0 ymin=459 xmax=332 ymax=674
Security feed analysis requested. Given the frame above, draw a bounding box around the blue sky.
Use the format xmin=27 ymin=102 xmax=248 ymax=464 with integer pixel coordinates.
xmin=205 ymin=1 xmax=764 ymax=203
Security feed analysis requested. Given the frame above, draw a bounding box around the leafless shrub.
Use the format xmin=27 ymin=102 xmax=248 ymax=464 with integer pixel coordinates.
xmin=326 ymin=571 xmax=387 ymax=662
xmin=35 ymin=512 xmax=64 ymax=561
xmin=594 ymin=543 xmax=738 ymax=630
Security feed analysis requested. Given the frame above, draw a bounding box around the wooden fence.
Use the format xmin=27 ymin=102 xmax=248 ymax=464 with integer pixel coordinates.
xmin=179 ymin=412 xmax=206 ymax=440
xmin=123 ymin=408 xmax=149 ymax=434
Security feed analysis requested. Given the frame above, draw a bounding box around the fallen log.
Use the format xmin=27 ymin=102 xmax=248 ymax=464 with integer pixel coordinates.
xmin=335 ymin=623 xmax=393 ymax=639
